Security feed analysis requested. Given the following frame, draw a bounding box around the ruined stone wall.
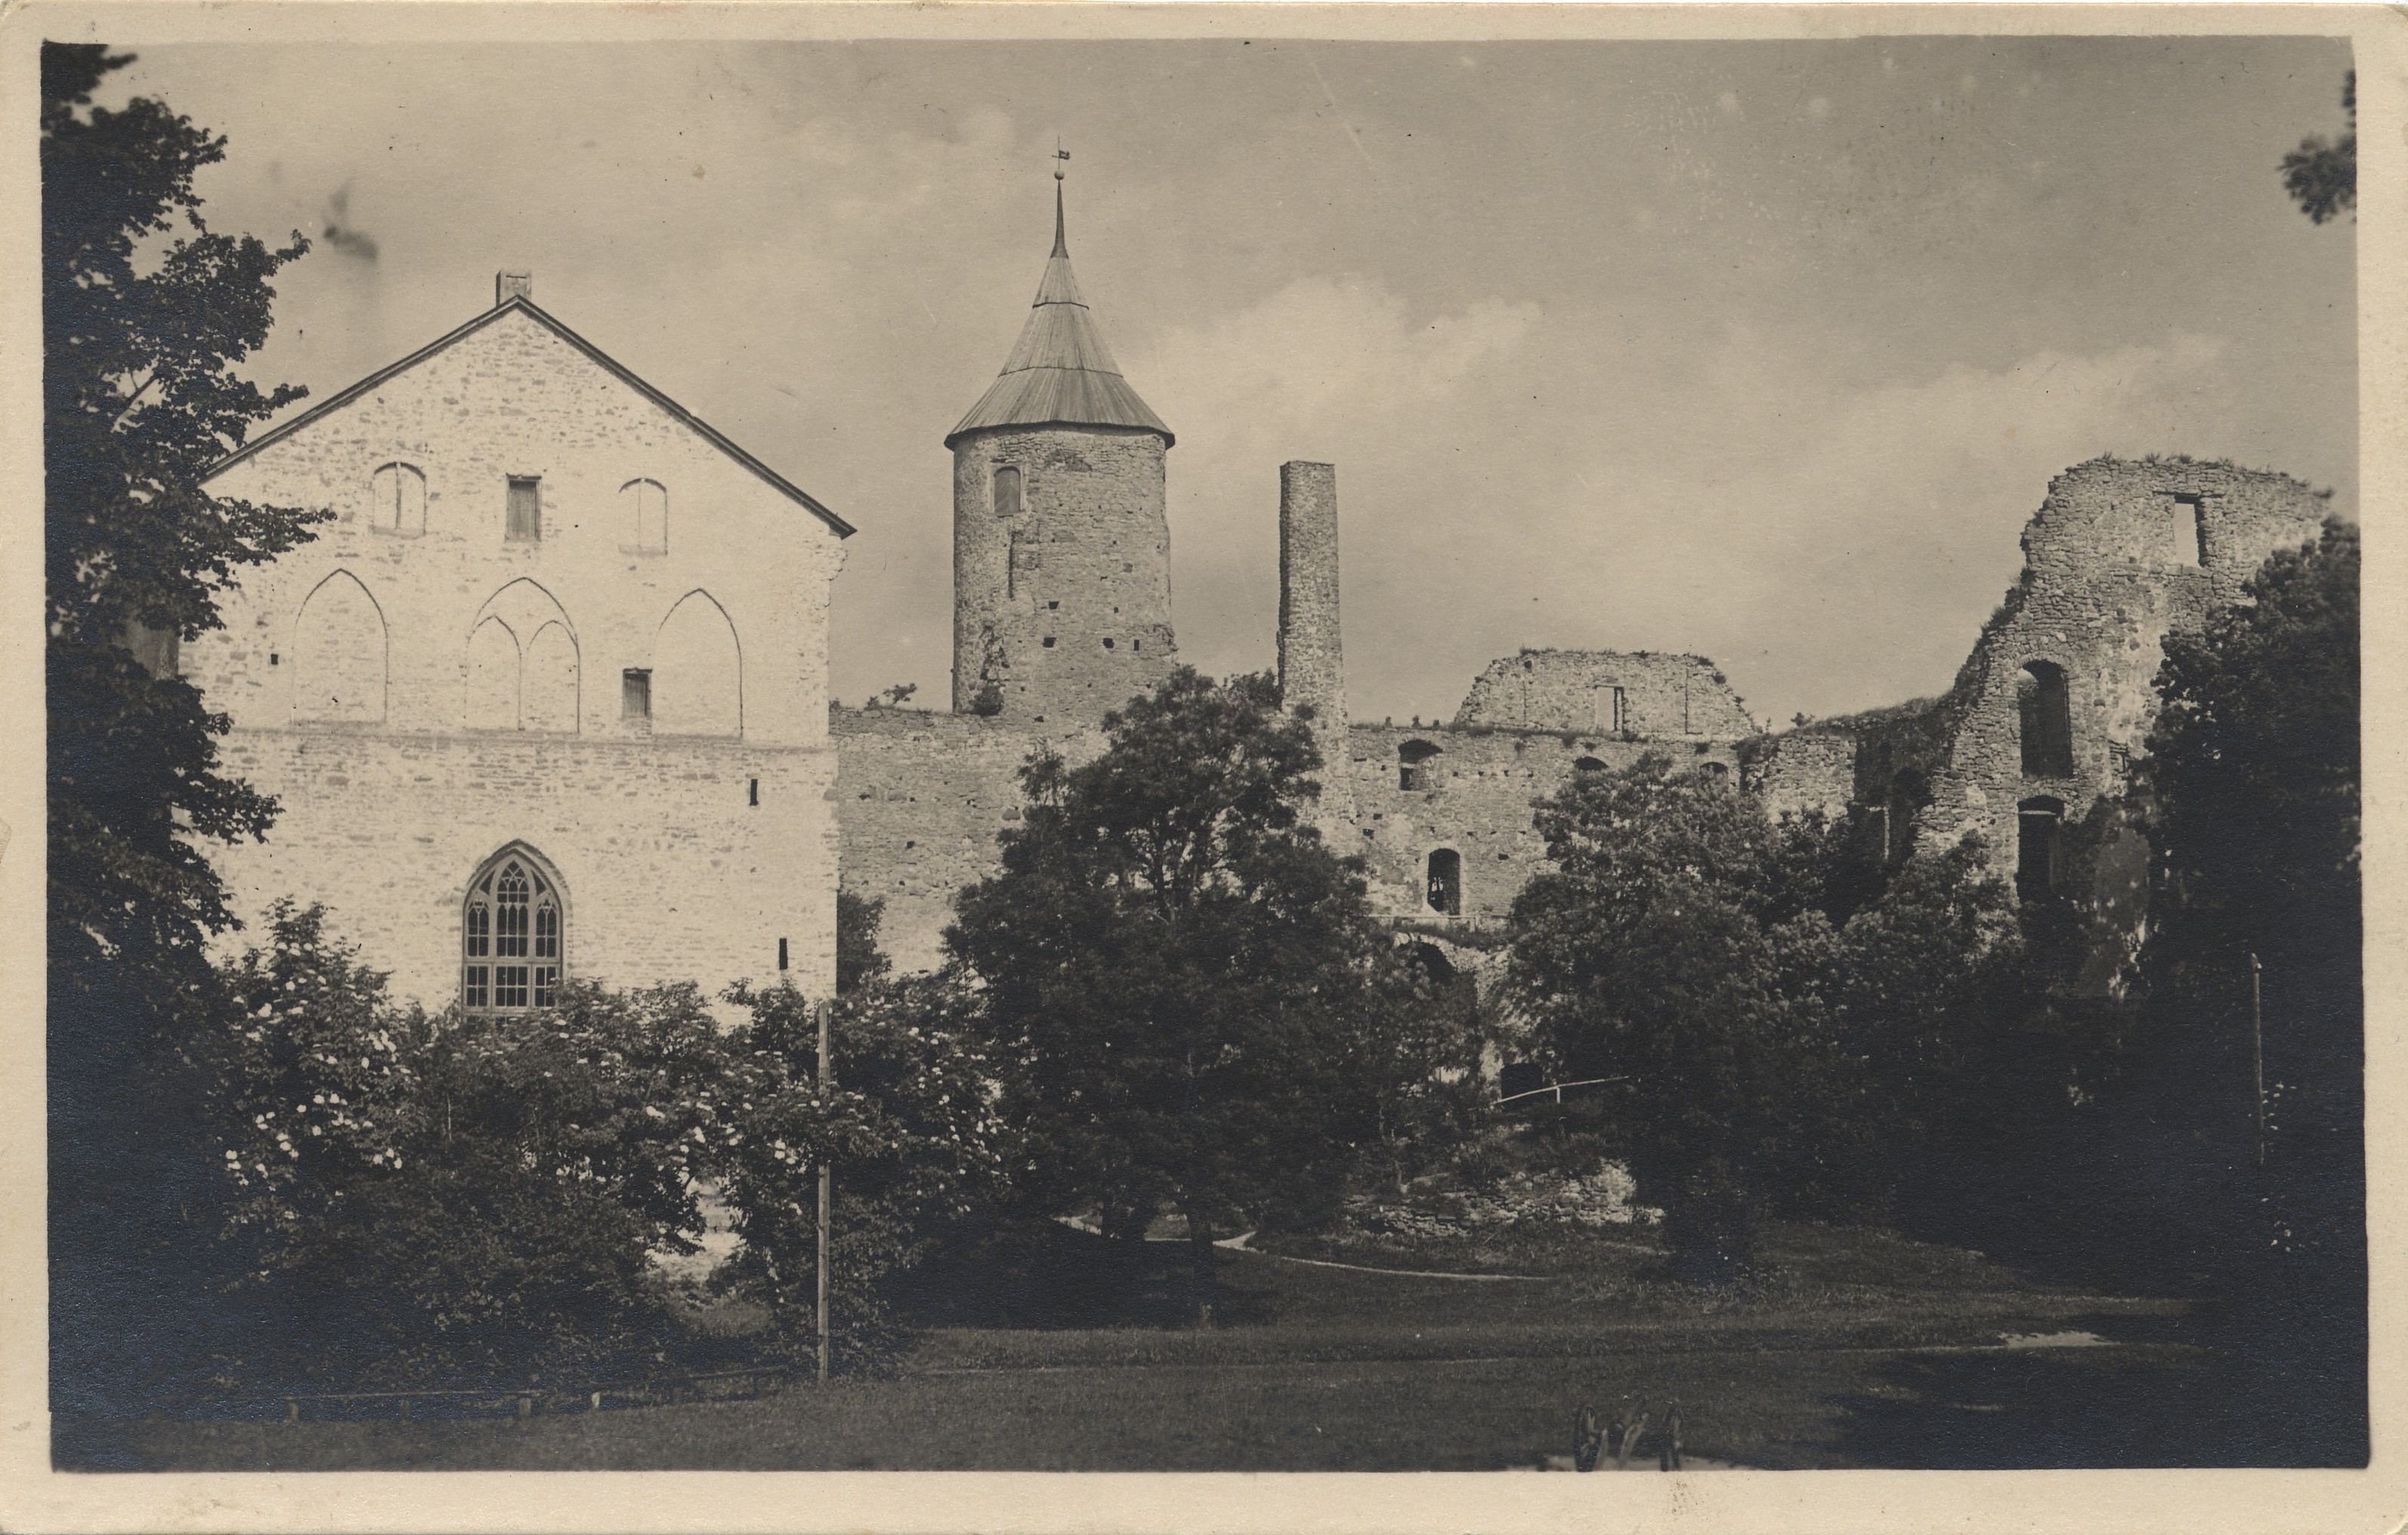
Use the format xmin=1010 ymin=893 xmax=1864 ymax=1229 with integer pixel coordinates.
xmin=950 ymin=424 xmax=1176 ymax=725
xmin=1745 ymin=729 xmax=1858 ymax=820
xmin=1452 ymin=650 xmax=1754 ymax=739
xmin=190 ymin=300 xmax=847 ymax=1007
xmin=1914 ymin=459 xmax=2326 ymax=874
xmin=211 ymin=730 xmax=838 ymax=1007
xmin=1340 ymin=723 xmax=1742 ymax=926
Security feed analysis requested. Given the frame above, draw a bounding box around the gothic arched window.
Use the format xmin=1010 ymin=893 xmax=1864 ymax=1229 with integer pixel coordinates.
xmin=370 ymin=463 xmax=426 ymax=537
xmin=463 ymin=847 xmax=564 ymax=1011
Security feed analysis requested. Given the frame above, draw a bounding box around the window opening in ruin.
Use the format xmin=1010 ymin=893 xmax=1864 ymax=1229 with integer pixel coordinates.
xmin=778 ymin=938 xmax=789 ymax=972
xmin=994 ymin=466 xmax=1022 ymax=518
xmin=748 ymin=778 xmax=759 ymax=806
xmin=1042 ymin=636 xmax=1056 ymax=648
xmin=622 ymin=478 xmax=668 ymax=553
xmin=2016 ymin=797 xmax=2065 ymax=903
xmin=1864 ymin=804 xmax=1890 ymax=863
xmin=462 ymin=849 xmax=563 ymax=1013
xmin=1133 ymin=639 xmax=1142 ymax=651
xmin=2017 ymin=661 xmax=2073 ymax=778
xmin=1427 ymin=849 xmax=1463 ymax=915
xmin=2173 ymin=495 xmax=2205 ymax=567
xmin=371 ymin=463 xmax=426 ymax=537
xmin=1048 ymin=600 xmax=1060 ymax=611
xmin=1102 ymin=638 xmax=1115 ymax=650
xmin=1399 ymin=739 xmax=1442 ymax=791
xmin=505 ymin=476 xmax=541 ymax=542
xmin=622 ymin=668 xmax=651 ymax=722
xmin=1887 ymin=769 xmax=1930 ymax=862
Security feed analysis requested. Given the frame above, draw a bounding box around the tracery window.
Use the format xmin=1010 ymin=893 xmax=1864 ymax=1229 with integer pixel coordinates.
xmin=462 ymin=849 xmax=564 ymax=1011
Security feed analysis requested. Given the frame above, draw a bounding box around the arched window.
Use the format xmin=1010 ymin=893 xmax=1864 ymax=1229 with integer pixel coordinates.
xmin=466 ymin=580 xmax=580 ymax=733
xmin=1427 ymin=848 xmax=1462 ymax=915
xmin=462 ymin=846 xmax=565 ymax=1011
xmin=2017 ymin=661 xmax=2073 ymax=778
xmin=291 ymin=570 xmax=388 ymax=725
xmin=993 ymin=466 xmax=1022 ymax=518
xmin=1399 ymin=739 xmax=1442 ymax=791
xmin=621 ymin=478 xmax=668 ymax=553
xmin=2016 ymin=797 xmax=2065 ymax=903
xmin=653 ymin=590 xmax=743 ymax=737
xmin=370 ymin=463 xmax=426 ymax=537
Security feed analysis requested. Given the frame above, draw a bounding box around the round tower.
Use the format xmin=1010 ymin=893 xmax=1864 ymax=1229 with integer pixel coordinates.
xmin=946 ymin=180 xmax=1176 ymax=726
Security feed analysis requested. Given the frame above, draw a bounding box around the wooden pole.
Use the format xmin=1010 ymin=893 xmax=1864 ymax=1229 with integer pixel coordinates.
xmin=818 ymin=995 xmax=832 ymax=1384
xmin=2251 ymin=952 xmax=2266 ymax=1167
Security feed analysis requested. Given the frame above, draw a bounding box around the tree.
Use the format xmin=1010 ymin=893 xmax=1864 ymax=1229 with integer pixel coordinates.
xmin=948 ymin=669 xmax=1391 ymax=1322
xmin=2280 ymin=71 xmax=2356 ymax=225
xmin=1507 ymin=756 xmax=2020 ymax=1276
xmin=43 ymin=42 xmax=316 ymax=1413
xmin=836 ymin=890 xmax=892 ymax=995
xmin=2130 ymin=521 xmax=2360 ymax=1407
xmin=713 ymin=974 xmax=1004 ymax=1369
xmin=45 ymin=42 xmax=316 ymax=979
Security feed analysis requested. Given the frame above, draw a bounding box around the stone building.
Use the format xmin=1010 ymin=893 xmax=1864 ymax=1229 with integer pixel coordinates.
xmin=1748 ymin=456 xmax=2328 ymax=994
xmin=190 ymin=273 xmax=853 ymax=1009
xmin=833 ymin=190 xmax=1755 ymax=971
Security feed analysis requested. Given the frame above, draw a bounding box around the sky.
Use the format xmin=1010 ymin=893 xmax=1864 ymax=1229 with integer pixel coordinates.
xmin=112 ymin=34 xmax=2357 ymax=731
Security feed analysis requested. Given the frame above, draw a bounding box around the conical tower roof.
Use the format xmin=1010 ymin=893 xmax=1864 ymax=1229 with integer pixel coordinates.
xmin=945 ymin=186 xmax=1173 ymax=449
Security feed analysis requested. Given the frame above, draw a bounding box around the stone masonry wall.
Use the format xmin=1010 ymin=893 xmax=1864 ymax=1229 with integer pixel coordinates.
xmin=189 ymin=298 xmax=848 ymax=1006
xmin=212 ymin=730 xmax=839 ymax=1007
xmin=1340 ymin=722 xmax=1742 ymax=926
xmin=832 ymin=706 xmax=1064 ymax=973
xmin=1453 ymin=650 xmax=1754 ymax=738
xmin=951 ymin=424 xmax=1176 ymax=726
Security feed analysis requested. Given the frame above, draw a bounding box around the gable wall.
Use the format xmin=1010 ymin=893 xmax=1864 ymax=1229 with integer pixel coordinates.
xmin=187 ymin=306 xmax=845 ymax=1009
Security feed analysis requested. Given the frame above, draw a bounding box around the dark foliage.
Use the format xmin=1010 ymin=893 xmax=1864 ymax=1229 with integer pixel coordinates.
xmin=835 ymin=890 xmax=891 ymax=995
xmin=1507 ymin=756 xmax=2021 ymax=1277
xmin=43 ymin=43 xmax=317 ymax=1414
xmin=714 ymin=973 xmax=1004 ymax=1371
xmin=2280 ymin=72 xmax=2356 ymax=225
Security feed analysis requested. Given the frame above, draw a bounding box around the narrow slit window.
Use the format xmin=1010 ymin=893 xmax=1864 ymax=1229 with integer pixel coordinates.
xmin=993 ymin=466 xmax=1022 ymax=518
xmin=777 ymin=937 xmax=790 ymax=971
xmin=749 ymin=777 xmax=759 ymax=806
xmin=505 ymin=476 xmax=542 ymax=543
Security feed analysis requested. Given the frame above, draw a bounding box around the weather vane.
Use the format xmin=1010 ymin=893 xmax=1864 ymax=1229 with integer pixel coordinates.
xmin=1055 ymin=141 xmax=1071 ymax=182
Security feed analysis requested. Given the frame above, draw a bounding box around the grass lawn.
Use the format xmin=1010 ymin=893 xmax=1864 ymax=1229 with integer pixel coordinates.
xmin=66 ymin=1221 xmax=2286 ymax=1473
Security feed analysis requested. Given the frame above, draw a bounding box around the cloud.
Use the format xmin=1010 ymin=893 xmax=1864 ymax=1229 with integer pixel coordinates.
xmin=1141 ymin=276 xmax=1540 ymax=688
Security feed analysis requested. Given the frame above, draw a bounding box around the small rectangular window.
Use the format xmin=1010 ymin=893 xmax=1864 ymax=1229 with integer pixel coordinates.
xmin=1611 ymin=687 xmax=1628 ymax=733
xmin=749 ymin=777 xmax=759 ymax=806
xmin=1042 ymin=636 xmax=1056 ymax=648
xmin=777 ymin=937 xmax=790 ymax=971
xmin=506 ymin=476 xmax=542 ymax=542
xmin=623 ymin=668 xmax=651 ymax=720
xmin=2173 ymin=495 xmax=2205 ymax=567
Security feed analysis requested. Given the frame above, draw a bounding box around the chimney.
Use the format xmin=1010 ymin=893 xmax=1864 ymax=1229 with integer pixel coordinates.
xmin=1278 ymin=461 xmax=1354 ymax=831
xmin=496 ymin=271 xmax=533 ymax=305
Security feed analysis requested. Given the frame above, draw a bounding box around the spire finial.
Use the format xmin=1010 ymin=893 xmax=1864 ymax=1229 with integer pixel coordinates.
xmin=1052 ymin=141 xmax=1071 ymax=258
